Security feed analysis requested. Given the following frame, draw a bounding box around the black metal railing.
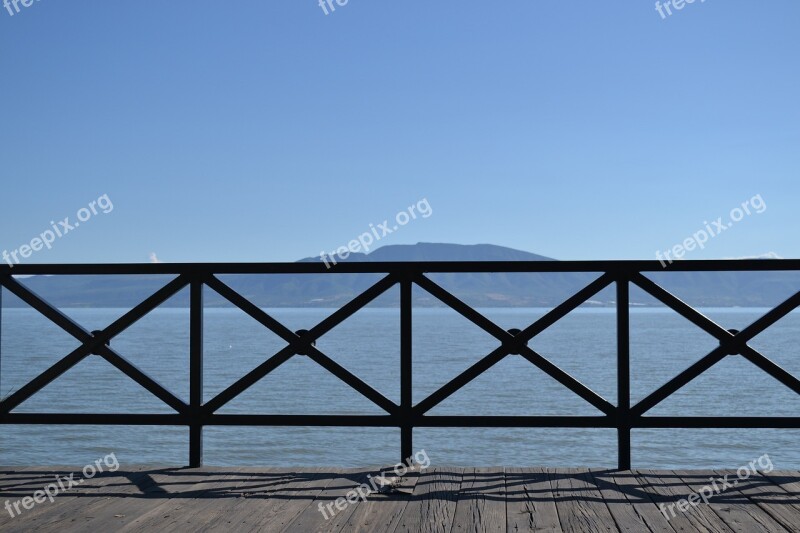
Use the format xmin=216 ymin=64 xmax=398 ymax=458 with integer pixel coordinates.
xmin=1 ymin=260 xmax=800 ymax=469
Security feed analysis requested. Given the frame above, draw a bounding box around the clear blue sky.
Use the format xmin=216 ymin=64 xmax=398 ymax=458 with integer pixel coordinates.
xmin=1 ymin=1 xmax=798 ymax=263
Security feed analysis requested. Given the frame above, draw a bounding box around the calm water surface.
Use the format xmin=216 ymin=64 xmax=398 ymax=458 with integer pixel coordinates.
xmin=1 ymin=307 xmax=799 ymax=469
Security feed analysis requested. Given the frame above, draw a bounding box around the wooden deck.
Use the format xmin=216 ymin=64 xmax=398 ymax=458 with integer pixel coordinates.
xmin=1 ymin=466 xmax=799 ymax=532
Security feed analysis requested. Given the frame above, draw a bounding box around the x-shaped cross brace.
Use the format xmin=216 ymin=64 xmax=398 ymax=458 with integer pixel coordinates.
xmin=0 ymin=274 xmax=190 ymax=415
xmin=630 ymin=273 xmax=800 ymax=417
xmin=411 ymin=273 xmax=618 ymax=417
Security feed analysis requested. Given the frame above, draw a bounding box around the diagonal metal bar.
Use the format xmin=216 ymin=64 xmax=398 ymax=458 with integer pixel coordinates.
xmin=517 ymin=273 xmax=616 ymax=343
xmin=631 ymin=273 xmax=731 ymax=339
xmin=634 ymin=273 xmax=799 ymax=358
xmin=0 ymin=275 xmax=92 ymax=341
xmin=740 ymin=346 xmax=800 ymax=397
xmin=206 ymin=274 xmax=397 ymax=348
xmin=414 ymin=344 xmax=512 ymax=415
xmin=631 ymin=346 xmax=728 ymax=417
xmin=304 ymin=274 xmax=399 ymax=341
xmin=205 ymin=275 xmax=300 ymax=345
xmin=736 ymin=288 xmax=800 ymax=343
xmin=635 ymin=272 xmax=800 ymax=397
xmin=1 ymin=274 xmax=190 ymax=349
xmin=1 ymin=343 xmax=188 ymax=416
xmin=99 ymin=275 xmax=192 ymax=342
xmin=0 ymin=344 xmax=93 ymax=414
xmin=0 ymin=274 xmax=190 ymax=414
xmin=631 ymin=287 xmax=800 ymax=417
xmin=203 ymin=274 xmax=399 ymax=414
xmin=97 ymin=346 xmax=188 ymax=414
xmin=414 ymin=274 xmax=509 ymax=339
xmin=518 ymin=347 xmax=616 ymax=416
xmin=414 ymin=273 xmax=615 ymax=415
xmin=203 ymin=345 xmax=296 ymax=414
xmin=303 ymin=346 xmax=398 ymax=414
xmin=414 ymin=275 xmax=615 ymax=414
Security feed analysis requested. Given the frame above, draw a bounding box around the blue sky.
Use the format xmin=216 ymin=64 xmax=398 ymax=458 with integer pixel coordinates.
xmin=1 ymin=1 xmax=797 ymax=263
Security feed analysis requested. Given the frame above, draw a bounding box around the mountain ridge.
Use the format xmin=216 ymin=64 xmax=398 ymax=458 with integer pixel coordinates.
xmin=2 ymin=243 xmax=797 ymax=308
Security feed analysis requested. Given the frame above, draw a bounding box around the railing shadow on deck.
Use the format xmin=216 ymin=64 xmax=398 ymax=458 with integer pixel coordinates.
xmin=0 ymin=468 xmax=799 ymax=507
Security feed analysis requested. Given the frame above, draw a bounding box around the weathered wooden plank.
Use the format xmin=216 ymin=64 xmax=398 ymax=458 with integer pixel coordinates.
xmin=716 ymin=469 xmax=800 ymax=532
xmin=450 ymin=467 xmax=506 ymax=532
xmin=277 ymin=468 xmax=372 ymax=532
xmin=394 ymin=466 xmax=463 ymax=533
xmin=604 ymin=470 xmax=674 ymax=533
xmin=117 ymin=467 xmax=289 ymax=531
xmin=0 ymin=465 xmax=153 ymax=532
xmin=589 ymin=469 xmax=667 ymax=532
xmin=674 ymin=470 xmax=787 ymax=533
xmin=0 ymin=466 xmax=96 ymax=511
xmin=195 ymin=467 xmax=330 ymax=532
xmin=41 ymin=467 xmax=242 ymax=532
xmin=760 ymin=470 xmax=800 ymax=499
xmin=550 ymin=467 xmax=619 ymax=533
xmin=339 ymin=464 xmax=421 ymax=533
xmin=587 ymin=469 xmax=648 ymax=532
xmin=0 ymin=466 xmax=77 ymax=489
xmin=633 ymin=469 xmax=730 ymax=533
xmin=505 ymin=466 xmax=562 ymax=533
xmin=0 ymin=465 xmax=78 ymax=526
xmin=0 ymin=465 xmax=141 ymax=498
xmin=0 ymin=471 xmax=70 ymax=529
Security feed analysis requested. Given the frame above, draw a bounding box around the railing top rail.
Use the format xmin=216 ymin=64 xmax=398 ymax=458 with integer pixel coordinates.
xmin=2 ymin=259 xmax=800 ymax=276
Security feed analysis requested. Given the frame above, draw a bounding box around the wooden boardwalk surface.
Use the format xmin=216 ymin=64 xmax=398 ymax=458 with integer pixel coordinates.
xmin=1 ymin=466 xmax=798 ymax=532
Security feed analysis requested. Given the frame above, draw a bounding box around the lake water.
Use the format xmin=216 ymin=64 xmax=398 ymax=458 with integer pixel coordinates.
xmin=1 ymin=306 xmax=799 ymax=470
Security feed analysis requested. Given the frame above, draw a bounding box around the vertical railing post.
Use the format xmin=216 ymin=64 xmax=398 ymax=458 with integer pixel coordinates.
xmin=0 ymin=282 xmax=3 ymax=401
xmin=189 ymin=275 xmax=204 ymax=467
xmin=400 ymin=276 xmax=413 ymax=463
xmin=616 ymin=272 xmax=631 ymax=470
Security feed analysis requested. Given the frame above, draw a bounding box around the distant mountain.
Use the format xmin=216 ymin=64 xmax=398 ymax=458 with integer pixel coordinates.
xmin=2 ymin=243 xmax=798 ymax=308
xmin=298 ymin=242 xmax=556 ymax=263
